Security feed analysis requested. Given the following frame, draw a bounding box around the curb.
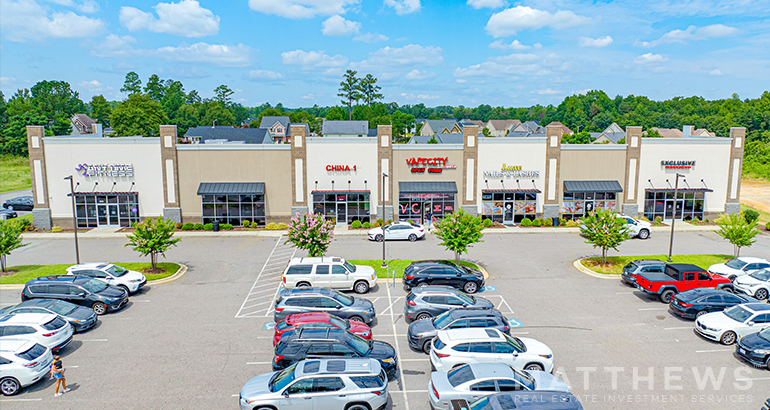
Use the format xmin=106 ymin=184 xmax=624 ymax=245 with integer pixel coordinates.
xmin=573 ymin=258 xmax=620 ymax=280
xmin=0 ymin=284 xmax=24 ymax=290
xmin=0 ymin=263 xmax=188 ymax=290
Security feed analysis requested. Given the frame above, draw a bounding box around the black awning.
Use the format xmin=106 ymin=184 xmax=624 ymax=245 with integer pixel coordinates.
xmin=312 ymin=190 xmax=371 ymax=194
xmin=197 ymin=182 xmax=265 ymax=195
xmin=482 ymin=188 xmax=541 ymax=194
xmin=399 ymin=181 xmax=458 ymax=194
xmin=563 ymin=180 xmax=623 ymax=193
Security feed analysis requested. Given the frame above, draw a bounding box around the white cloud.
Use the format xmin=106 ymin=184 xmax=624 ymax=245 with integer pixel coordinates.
xmin=91 ymin=34 xmax=137 ymax=58
xmin=354 ymin=32 xmax=388 ymax=43
xmin=384 ymin=0 xmax=420 ymax=15
xmin=153 ymin=43 xmax=250 ymax=66
xmin=467 ymin=0 xmax=503 ymax=9
xmin=0 ymin=0 xmax=105 ymax=42
xmin=0 ymin=77 xmax=17 ymax=84
xmin=485 ymin=6 xmax=590 ymax=37
xmin=77 ymin=80 xmax=112 ymax=92
xmin=245 ymin=69 xmax=284 ymax=80
xmin=281 ymin=49 xmax=349 ymax=68
xmin=321 ymin=15 xmax=360 ymax=37
xmin=45 ymin=0 xmax=99 ymax=13
xmin=534 ymin=88 xmax=561 ymax=95
xmin=489 ymin=39 xmax=540 ymax=50
xmin=248 ymin=0 xmax=360 ymax=19
xmin=399 ymin=92 xmax=440 ymax=100
xmin=356 ymin=44 xmax=443 ymax=68
xmin=405 ymin=69 xmax=435 ymax=80
xmin=165 ymin=66 xmax=211 ymax=78
xmin=709 ymin=69 xmax=723 ymax=76
xmin=454 ymin=53 xmax=542 ymax=78
xmin=301 ymin=94 xmax=315 ymax=99
xmin=578 ymin=36 xmax=613 ymax=47
xmin=120 ymin=0 xmax=219 ymax=38
xmin=634 ymin=53 xmax=668 ymax=64
xmin=637 ymin=24 xmax=739 ymax=47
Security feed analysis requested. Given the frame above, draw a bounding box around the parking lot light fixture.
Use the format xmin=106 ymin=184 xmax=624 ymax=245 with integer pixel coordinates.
xmin=667 ymin=173 xmax=684 ymax=262
xmin=381 ymin=172 xmax=388 ymax=268
xmin=64 ymin=175 xmax=80 ymax=264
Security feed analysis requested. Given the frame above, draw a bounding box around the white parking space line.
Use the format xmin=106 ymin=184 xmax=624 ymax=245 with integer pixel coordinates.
xmin=615 ymin=292 xmax=634 ymax=295
xmin=695 ymin=349 xmax=734 ymax=353
xmin=482 ymin=294 xmax=514 ymax=314
xmin=638 ymin=307 xmax=668 ymax=311
xmin=736 ymin=377 xmax=770 ymax=381
xmin=235 ymin=235 xmax=295 ymax=318
xmin=391 ymin=390 xmax=428 ymax=393
xmin=510 ymin=331 xmax=529 ymax=335
xmin=0 ymin=399 xmax=43 ymax=402
xmin=664 ymin=327 xmax=693 ymax=330
xmin=133 ymin=300 xmax=150 ymax=302
xmin=246 ymin=362 xmax=271 ymax=364
xmin=400 ymin=358 xmax=430 ymax=362
xmin=385 ymin=282 xmax=410 ymax=410
xmin=378 ymin=297 xmax=403 ymax=315
xmin=81 ymin=339 xmax=108 ymax=342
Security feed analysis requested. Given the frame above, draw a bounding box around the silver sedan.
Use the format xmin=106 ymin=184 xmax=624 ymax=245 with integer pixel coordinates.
xmin=368 ymin=221 xmax=425 ymax=242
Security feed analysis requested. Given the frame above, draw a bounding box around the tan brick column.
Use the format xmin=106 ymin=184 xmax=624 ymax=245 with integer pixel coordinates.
xmin=377 ymin=125 xmax=393 ymax=221
xmin=542 ymin=125 xmax=563 ymax=219
xmin=622 ymin=126 xmax=643 ymax=217
xmin=724 ymin=127 xmax=746 ymax=215
xmin=462 ymin=125 xmax=479 ymax=215
xmin=27 ymin=126 xmax=51 ymax=229
xmin=160 ymin=125 xmax=182 ymax=222
xmin=291 ymin=124 xmax=309 ymax=216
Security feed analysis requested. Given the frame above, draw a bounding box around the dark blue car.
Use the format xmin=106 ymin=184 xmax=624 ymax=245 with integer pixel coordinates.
xmin=735 ymin=327 xmax=770 ymax=371
xmin=0 ymin=299 xmax=98 ymax=333
xmin=669 ymin=288 xmax=757 ymax=320
xmin=468 ymin=391 xmax=584 ymax=410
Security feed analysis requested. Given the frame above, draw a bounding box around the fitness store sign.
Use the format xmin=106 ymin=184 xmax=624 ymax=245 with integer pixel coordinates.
xmin=76 ymin=163 xmax=134 ymax=178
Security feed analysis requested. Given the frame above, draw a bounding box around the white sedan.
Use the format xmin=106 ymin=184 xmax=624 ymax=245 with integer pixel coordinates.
xmin=695 ymin=303 xmax=770 ymax=345
xmin=368 ymin=221 xmax=425 ymax=242
xmin=734 ymin=269 xmax=770 ymax=300
xmin=581 ymin=215 xmax=651 ymax=239
xmin=708 ymin=257 xmax=770 ymax=281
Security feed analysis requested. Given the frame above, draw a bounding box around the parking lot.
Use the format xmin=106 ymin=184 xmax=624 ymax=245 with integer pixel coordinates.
xmin=1 ymin=230 xmax=769 ymax=409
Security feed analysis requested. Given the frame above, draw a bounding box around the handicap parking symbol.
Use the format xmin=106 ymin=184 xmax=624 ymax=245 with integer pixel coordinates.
xmin=479 ymin=285 xmax=496 ymax=292
xmin=507 ymin=318 xmax=523 ymax=328
xmin=262 ymin=321 xmax=275 ymax=331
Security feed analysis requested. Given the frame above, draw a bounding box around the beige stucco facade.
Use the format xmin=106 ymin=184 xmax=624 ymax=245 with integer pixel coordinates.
xmin=476 ymin=138 xmax=547 ymax=213
xmin=391 ymin=145 xmax=465 ymax=200
xmin=560 ymin=146 xmax=628 ymax=204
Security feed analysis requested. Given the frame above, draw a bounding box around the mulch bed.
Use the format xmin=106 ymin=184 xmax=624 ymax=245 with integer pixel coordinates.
xmin=141 ymin=268 xmax=166 ymax=275
xmin=0 ymin=270 xmax=19 ymax=277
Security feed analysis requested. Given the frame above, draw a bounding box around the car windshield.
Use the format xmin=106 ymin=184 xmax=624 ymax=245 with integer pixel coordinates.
xmin=329 ymin=315 xmax=349 ymax=330
xmin=513 ymin=368 xmax=536 ymax=390
xmin=333 ymin=292 xmax=354 ymax=306
xmin=82 ymin=279 xmax=108 ymax=293
xmin=455 ymin=292 xmax=475 ymax=305
xmin=343 ymin=261 xmax=356 ymax=273
xmin=469 ymin=397 xmax=493 ymax=410
xmin=433 ymin=311 xmax=454 ymax=328
xmin=725 ymin=259 xmax=747 ymax=270
xmin=105 ymin=265 xmax=128 ymax=277
xmin=504 ymin=334 xmax=526 ymax=352
xmin=447 ymin=364 xmax=474 ymax=387
xmin=347 ymin=333 xmax=372 ymax=355
xmin=759 ymin=328 xmax=770 ymax=342
xmin=749 ymin=269 xmax=770 ymax=282
xmin=724 ymin=305 xmax=752 ymax=322
xmin=47 ymin=300 xmax=78 ymax=316
xmin=623 ymin=262 xmax=637 ymax=272
xmin=269 ymin=364 xmax=297 ymax=392
xmin=16 ymin=343 xmax=47 ymax=361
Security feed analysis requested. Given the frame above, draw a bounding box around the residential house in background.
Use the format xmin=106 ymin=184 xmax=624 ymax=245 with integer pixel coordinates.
xmin=420 ymin=119 xmax=461 ymax=136
xmin=546 ymin=121 xmax=574 ymax=136
xmin=70 ymin=113 xmax=98 ymax=135
xmin=183 ymin=126 xmax=274 ymax=144
xmin=591 ymin=122 xmax=626 ymax=144
xmin=322 ymin=120 xmax=371 ymax=137
xmin=648 ymin=127 xmax=683 ymax=138
xmin=646 ymin=125 xmax=716 ymax=138
xmin=260 ymin=116 xmax=291 ymax=143
xmin=486 ymin=119 xmax=520 ymax=137
xmin=408 ymin=132 xmax=465 ymax=144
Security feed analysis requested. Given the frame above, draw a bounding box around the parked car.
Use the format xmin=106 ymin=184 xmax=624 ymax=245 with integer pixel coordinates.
xmin=65 ymin=262 xmax=147 ymax=294
xmin=281 ymin=257 xmax=377 ymax=294
xmin=0 ymin=339 xmax=53 ymax=396
xmin=0 ymin=313 xmax=73 ymax=352
xmin=429 ymin=328 xmax=554 ymax=373
xmin=404 ymin=286 xmax=493 ymax=323
xmin=429 ymin=363 xmax=569 ymax=410
xmin=21 ymin=276 xmax=129 ymax=315
xmin=621 ymin=260 xmax=665 ymax=286
xmin=466 ymin=391 xmax=584 ymax=410
xmin=408 ymin=308 xmax=510 ymax=353
xmin=2 ymin=196 xmax=33 ymax=211
xmin=0 ymin=209 xmax=17 ymax=220
xmin=708 ymin=257 xmax=770 ymax=281
xmin=695 ymin=303 xmax=770 ymax=345
xmin=734 ymin=327 xmax=770 ymax=371
xmin=669 ymin=288 xmax=758 ymax=320
xmin=635 ymin=263 xmax=732 ymax=303
xmin=0 ymin=299 xmax=98 ymax=333
xmin=620 ymin=215 xmax=652 ymax=239
xmin=734 ymin=269 xmax=770 ymax=300
xmin=273 ymin=312 xmax=372 ymax=346
xmin=763 ymin=398 xmax=770 ymax=410
xmin=368 ymin=221 xmax=425 ymax=242
xmin=273 ymin=288 xmax=375 ymax=324
xmin=239 ymin=358 xmax=388 ymax=410
xmin=272 ymin=328 xmax=398 ymax=376
xmin=403 ymin=260 xmax=485 ymax=294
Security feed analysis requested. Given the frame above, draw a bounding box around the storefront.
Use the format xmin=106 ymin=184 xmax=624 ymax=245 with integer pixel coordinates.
xmin=197 ymin=182 xmax=266 ymax=226
xmin=480 ymin=189 xmax=539 ymax=223
xmin=643 ymin=188 xmax=709 ymax=221
xmin=561 ymin=181 xmax=623 ymax=220
xmin=312 ymin=191 xmax=371 ymax=224
xmin=75 ymin=192 xmax=140 ymax=227
xmin=398 ymin=182 xmax=457 ymax=223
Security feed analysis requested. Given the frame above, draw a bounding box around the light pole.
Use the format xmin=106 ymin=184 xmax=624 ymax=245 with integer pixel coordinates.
xmin=381 ymin=172 xmax=388 ymax=268
xmin=667 ymin=173 xmax=684 ymax=262
xmin=64 ymin=176 xmax=80 ymax=264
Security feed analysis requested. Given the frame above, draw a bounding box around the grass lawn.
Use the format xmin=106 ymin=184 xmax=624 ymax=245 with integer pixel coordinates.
xmin=349 ymin=259 xmax=480 ymax=279
xmin=0 ymin=262 xmax=180 ymax=284
xmin=0 ymin=156 xmax=31 ymax=193
xmin=583 ymin=254 xmax=732 ymax=275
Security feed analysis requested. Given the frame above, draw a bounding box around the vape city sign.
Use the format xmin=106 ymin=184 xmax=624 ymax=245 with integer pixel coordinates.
xmin=76 ymin=163 xmax=134 ymax=178
xmin=483 ymin=164 xmax=540 ymax=178
xmin=661 ymin=160 xmax=695 ymax=169
xmin=406 ymin=157 xmax=456 ymax=173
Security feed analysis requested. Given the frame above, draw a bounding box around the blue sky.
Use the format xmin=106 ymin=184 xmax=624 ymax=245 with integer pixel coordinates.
xmin=1 ymin=0 xmax=769 ymax=108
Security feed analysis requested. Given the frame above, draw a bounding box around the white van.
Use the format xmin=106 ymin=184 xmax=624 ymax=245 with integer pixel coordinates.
xmin=281 ymin=257 xmax=377 ymax=294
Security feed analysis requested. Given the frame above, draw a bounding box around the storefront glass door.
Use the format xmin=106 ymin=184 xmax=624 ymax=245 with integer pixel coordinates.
xmin=77 ymin=193 xmax=139 ymax=228
xmin=97 ymin=204 xmax=119 ymax=226
xmin=336 ymin=203 xmax=346 ymax=224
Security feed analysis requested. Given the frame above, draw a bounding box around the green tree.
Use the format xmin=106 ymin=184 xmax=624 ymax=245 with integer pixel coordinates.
xmin=214 ymin=85 xmax=234 ymax=107
xmin=391 ymin=110 xmax=415 ymax=141
xmin=645 ymin=129 xmax=663 ymax=138
xmin=144 ymin=74 xmax=165 ymax=101
xmin=89 ymin=95 xmax=112 ymax=127
xmin=579 ymin=208 xmax=630 ymax=265
xmin=358 ymin=74 xmax=383 ymax=106
xmin=124 ymin=217 xmax=181 ymax=270
xmin=1 ymin=113 xmax=48 ymax=156
xmin=482 ymin=127 xmax=492 ymax=138
xmin=427 ymin=136 xmax=438 ymax=144
xmin=110 ymin=93 xmax=168 ymax=137
xmin=0 ymin=220 xmax=28 ymax=272
xmin=200 ymin=101 xmax=235 ymax=126
xmin=326 ymin=106 xmax=345 ymax=121
xmin=284 ymin=212 xmax=335 ymax=257
xmin=337 ymin=70 xmax=362 ymax=121
xmin=121 ymin=71 xmax=142 ymax=95
xmin=433 ymin=209 xmax=484 ymax=265
xmin=715 ymin=213 xmax=760 ymax=258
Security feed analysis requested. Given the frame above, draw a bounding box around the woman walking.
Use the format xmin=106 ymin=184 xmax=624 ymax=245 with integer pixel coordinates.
xmin=51 ymin=355 xmax=70 ymax=397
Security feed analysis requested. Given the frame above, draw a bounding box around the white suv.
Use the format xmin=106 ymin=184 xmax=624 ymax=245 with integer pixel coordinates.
xmin=66 ymin=262 xmax=147 ymax=294
xmin=0 ymin=339 xmax=53 ymax=396
xmin=430 ymin=328 xmax=554 ymax=373
xmin=282 ymin=257 xmax=377 ymax=294
xmin=0 ymin=313 xmax=74 ymax=352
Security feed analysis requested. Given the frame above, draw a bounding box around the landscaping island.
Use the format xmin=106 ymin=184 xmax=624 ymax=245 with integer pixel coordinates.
xmin=0 ymin=262 xmax=181 ymax=284
xmin=349 ymin=259 xmax=481 ymax=279
xmin=580 ymin=254 xmax=732 ymax=275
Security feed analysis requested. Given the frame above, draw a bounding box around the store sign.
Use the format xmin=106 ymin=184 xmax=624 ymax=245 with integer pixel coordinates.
xmin=326 ymin=165 xmax=357 ymax=172
xmin=76 ymin=163 xmax=134 ymax=178
xmin=483 ymin=164 xmax=540 ymax=178
xmin=661 ymin=160 xmax=695 ymax=169
xmin=406 ymin=157 xmax=456 ymax=174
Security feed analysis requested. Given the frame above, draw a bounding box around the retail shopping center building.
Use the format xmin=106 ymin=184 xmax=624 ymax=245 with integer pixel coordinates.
xmin=26 ymin=123 xmax=746 ymax=229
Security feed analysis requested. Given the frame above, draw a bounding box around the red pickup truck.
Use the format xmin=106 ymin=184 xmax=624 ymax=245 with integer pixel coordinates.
xmin=635 ymin=263 xmax=733 ymax=303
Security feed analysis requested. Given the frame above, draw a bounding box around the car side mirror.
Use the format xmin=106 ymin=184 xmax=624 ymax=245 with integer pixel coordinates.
xmin=79 ymin=292 xmax=86 ymax=296
xmin=748 ymin=321 xmax=755 ymax=326
xmin=282 ymin=390 xmax=290 ymax=398
xmin=336 ymin=306 xmax=341 ymax=309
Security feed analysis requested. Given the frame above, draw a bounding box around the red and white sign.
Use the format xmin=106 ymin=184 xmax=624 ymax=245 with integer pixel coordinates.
xmin=326 ymin=165 xmax=357 ymax=172
xmin=406 ymin=157 xmax=456 ymax=173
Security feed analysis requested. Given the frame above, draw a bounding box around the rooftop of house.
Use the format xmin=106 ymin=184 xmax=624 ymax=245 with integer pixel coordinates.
xmin=260 ymin=116 xmax=290 ymax=129
xmin=546 ymin=121 xmax=574 ymax=135
xmin=487 ymin=119 xmax=520 ymax=130
xmin=184 ymin=126 xmax=273 ymax=144
xmin=409 ymin=132 xmax=464 ymax=144
xmin=72 ymin=113 xmax=97 ymax=126
xmin=424 ymin=119 xmax=459 ymax=132
xmin=322 ymin=120 xmax=370 ymax=136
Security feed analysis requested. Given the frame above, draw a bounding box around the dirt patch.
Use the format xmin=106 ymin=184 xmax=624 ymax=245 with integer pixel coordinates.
xmin=0 ymin=270 xmax=19 ymax=277
xmin=741 ymin=179 xmax=770 ymax=213
xmin=141 ymin=268 xmax=166 ymax=275
xmin=584 ymin=259 xmax=619 ymax=269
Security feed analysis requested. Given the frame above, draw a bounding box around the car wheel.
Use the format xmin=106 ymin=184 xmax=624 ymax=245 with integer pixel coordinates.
xmin=403 ymin=285 xmax=412 ymax=292
xmin=375 ymin=234 xmax=383 ymax=242
xmin=755 ymin=288 xmax=769 ymax=300
xmin=524 ymin=363 xmax=545 ymax=371
xmin=416 ymin=312 xmax=432 ymax=321
xmin=349 ymin=315 xmax=364 ymax=323
xmin=346 ymin=404 xmax=369 ymax=410
xmin=0 ymin=377 xmax=20 ymax=396
xmin=720 ymin=331 xmax=737 ymax=345
xmin=296 ymin=282 xmax=311 ymax=289
xmin=766 ymin=357 xmax=770 ymax=372
xmin=354 ymin=280 xmax=369 ymax=294
xmin=6 ymin=206 xmax=11 ymax=211
xmin=118 ymin=285 xmax=130 ymax=294
xmin=637 ymin=229 xmax=649 ymax=239
xmin=408 ymin=234 xmax=417 ymax=242
xmin=660 ymin=290 xmax=675 ymax=304
xmin=695 ymin=310 xmax=707 ymax=319
xmin=92 ymin=302 xmax=107 ymax=315
xmin=423 ymin=340 xmax=432 ymax=354
xmin=728 ymin=275 xmax=737 ymax=282
xmin=463 ymin=281 xmax=478 ymax=294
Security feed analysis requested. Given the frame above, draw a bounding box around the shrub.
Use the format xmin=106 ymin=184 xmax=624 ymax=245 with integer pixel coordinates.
xmin=482 ymin=218 xmax=494 ymax=228
xmin=532 ymin=219 xmax=542 ymax=227
xmin=566 ymin=219 xmax=580 ymax=227
xmin=174 ymin=222 xmax=183 ymax=230
xmin=203 ymin=223 xmax=213 ymax=231
xmin=51 ymin=226 xmax=63 ymax=232
xmin=559 ymin=218 xmax=567 ymax=226
xmin=654 ymin=216 xmax=663 ymax=225
xmin=376 ymin=218 xmax=383 ymax=226
xmin=743 ymin=209 xmax=760 ymax=224
xmin=704 ymin=219 xmax=709 ymax=223
xmin=713 ymin=214 xmax=729 ymax=225
xmin=386 ymin=219 xmax=393 ymax=225
xmin=221 ymin=223 xmax=234 ymax=230
xmin=691 ymin=217 xmax=701 ymax=224
xmin=543 ymin=218 xmax=553 ymax=227
xmin=362 ymin=222 xmax=371 ymax=229
xmin=520 ymin=218 xmax=532 ymax=227
xmin=277 ymin=223 xmax=288 ymax=230
xmin=193 ymin=223 xmax=204 ymax=230
xmin=351 ymin=220 xmax=362 ymax=229
xmin=766 ymin=221 xmax=770 ymax=230
xmin=266 ymin=222 xmax=279 ymax=230
xmin=182 ymin=222 xmax=194 ymax=230
xmin=373 ymin=221 xmax=380 ymax=227
xmin=242 ymin=220 xmax=251 ymax=228
xmin=640 ymin=216 xmax=651 ymax=222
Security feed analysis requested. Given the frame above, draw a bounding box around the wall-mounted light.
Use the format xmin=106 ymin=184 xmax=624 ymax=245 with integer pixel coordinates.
xmin=331 ymin=180 xmax=335 ymax=191
xmin=348 ymin=180 xmax=351 ymax=191
xmin=500 ymin=179 xmax=505 ymax=189
xmin=92 ymin=182 xmax=98 ymax=192
xmin=484 ymin=180 xmax=488 ymax=189
xmin=129 ymin=182 xmax=135 ymax=193
xmin=315 ymin=181 xmax=318 ymax=191
xmin=110 ymin=182 xmax=117 ymax=192
xmin=74 ymin=182 xmax=80 ymax=193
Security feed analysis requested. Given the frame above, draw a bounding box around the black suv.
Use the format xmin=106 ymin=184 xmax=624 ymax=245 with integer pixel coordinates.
xmin=407 ymin=308 xmax=510 ymax=353
xmin=621 ymin=260 xmax=666 ymax=286
xmin=273 ymin=328 xmax=398 ymax=376
xmin=21 ymin=276 xmax=128 ymax=315
xmin=669 ymin=288 xmax=757 ymax=320
xmin=403 ymin=260 xmax=485 ymax=294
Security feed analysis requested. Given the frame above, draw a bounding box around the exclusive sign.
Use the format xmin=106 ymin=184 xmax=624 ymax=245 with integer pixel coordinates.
xmin=661 ymin=160 xmax=695 ymax=169
xmin=406 ymin=157 xmax=456 ymax=173
xmin=483 ymin=164 xmax=540 ymax=178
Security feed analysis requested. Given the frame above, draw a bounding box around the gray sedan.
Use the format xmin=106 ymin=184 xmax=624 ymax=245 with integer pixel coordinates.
xmin=428 ymin=363 xmax=569 ymax=410
xmin=0 ymin=299 xmax=98 ymax=333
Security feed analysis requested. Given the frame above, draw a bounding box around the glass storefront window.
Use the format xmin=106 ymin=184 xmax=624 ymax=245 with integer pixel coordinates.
xmin=201 ymin=194 xmax=266 ymax=226
xmin=75 ymin=193 xmax=139 ymax=228
xmin=312 ymin=192 xmax=371 ymax=225
xmin=643 ymin=190 xmax=705 ymax=221
xmin=561 ymin=191 xmax=618 ymax=220
xmin=398 ymin=193 xmax=455 ymax=224
xmin=480 ymin=191 xmax=536 ymax=224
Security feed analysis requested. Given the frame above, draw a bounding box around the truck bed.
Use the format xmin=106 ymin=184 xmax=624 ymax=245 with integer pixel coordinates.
xmin=636 ymin=272 xmax=674 ymax=282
